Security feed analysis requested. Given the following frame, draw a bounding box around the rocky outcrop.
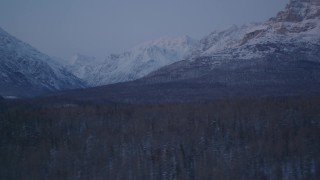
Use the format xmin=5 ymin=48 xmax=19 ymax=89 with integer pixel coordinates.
xmin=239 ymin=29 xmax=266 ymax=46
xmin=272 ymin=0 xmax=320 ymax=22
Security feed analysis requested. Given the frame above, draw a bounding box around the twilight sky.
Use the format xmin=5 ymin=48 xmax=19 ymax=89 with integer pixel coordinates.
xmin=0 ymin=0 xmax=288 ymax=60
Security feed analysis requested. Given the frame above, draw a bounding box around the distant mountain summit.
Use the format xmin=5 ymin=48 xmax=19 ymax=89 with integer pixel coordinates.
xmin=67 ymin=36 xmax=198 ymax=86
xmin=0 ymin=27 xmax=85 ymax=97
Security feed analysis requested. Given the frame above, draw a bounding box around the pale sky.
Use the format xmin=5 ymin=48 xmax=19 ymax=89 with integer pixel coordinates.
xmin=0 ymin=0 xmax=288 ymax=60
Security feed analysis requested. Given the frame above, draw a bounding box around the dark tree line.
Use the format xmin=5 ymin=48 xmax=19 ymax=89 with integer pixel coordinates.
xmin=0 ymin=97 xmax=320 ymax=179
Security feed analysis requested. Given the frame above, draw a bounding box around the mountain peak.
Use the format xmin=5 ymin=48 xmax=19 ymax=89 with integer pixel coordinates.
xmin=272 ymin=0 xmax=320 ymax=22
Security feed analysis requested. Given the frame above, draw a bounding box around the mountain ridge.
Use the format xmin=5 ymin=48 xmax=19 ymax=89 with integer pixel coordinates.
xmin=144 ymin=0 xmax=320 ymax=83
xmin=46 ymin=0 xmax=320 ymax=103
xmin=0 ymin=27 xmax=85 ymax=97
xmin=66 ymin=35 xmax=199 ymax=86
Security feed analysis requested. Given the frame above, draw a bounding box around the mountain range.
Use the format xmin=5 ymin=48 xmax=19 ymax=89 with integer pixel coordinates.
xmin=49 ymin=0 xmax=320 ymax=103
xmin=65 ymin=36 xmax=198 ymax=86
xmin=146 ymin=0 xmax=320 ymax=83
xmin=1 ymin=0 xmax=320 ymax=102
xmin=65 ymin=0 xmax=320 ymax=86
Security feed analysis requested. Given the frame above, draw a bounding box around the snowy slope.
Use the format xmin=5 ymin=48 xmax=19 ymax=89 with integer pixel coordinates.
xmin=68 ymin=36 xmax=198 ymax=86
xmin=0 ymin=27 xmax=85 ymax=97
xmin=144 ymin=0 xmax=320 ymax=84
xmin=192 ymin=0 xmax=320 ymax=60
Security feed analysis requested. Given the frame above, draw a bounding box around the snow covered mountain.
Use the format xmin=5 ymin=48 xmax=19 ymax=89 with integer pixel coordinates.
xmin=67 ymin=36 xmax=198 ymax=86
xmin=67 ymin=0 xmax=320 ymax=88
xmin=190 ymin=0 xmax=320 ymax=60
xmin=0 ymin=27 xmax=85 ymax=98
xmin=50 ymin=0 xmax=320 ymax=103
xmin=146 ymin=0 xmax=320 ymax=81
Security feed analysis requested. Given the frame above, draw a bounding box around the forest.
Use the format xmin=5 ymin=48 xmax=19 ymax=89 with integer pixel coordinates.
xmin=0 ymin=97 xmax=319 ymax=179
